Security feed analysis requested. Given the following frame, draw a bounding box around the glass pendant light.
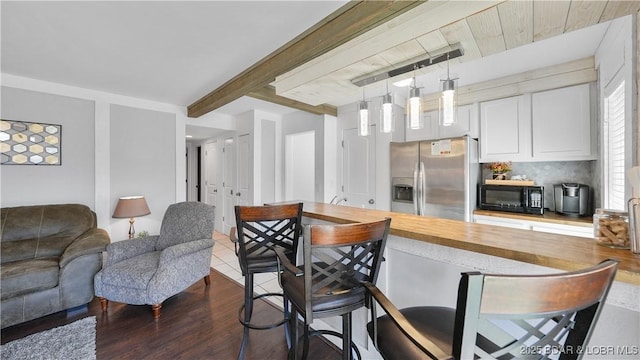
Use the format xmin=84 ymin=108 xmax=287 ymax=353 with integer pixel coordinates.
xmin=439 ymin=54 xmax=457 ymax=127
xmin=380 ymin=82 xmax=394 ymax=133
xmin=407 ymin=76 xmax=423 ymax=130
xmin=357 ymin=90 xmax=369 ymax=136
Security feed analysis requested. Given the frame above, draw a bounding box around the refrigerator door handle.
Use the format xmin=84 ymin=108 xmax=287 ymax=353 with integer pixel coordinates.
xmin=413 ymin=162 xmax=420 ymax=215
xmin=419 ymin=161 xmax=426 ymax=216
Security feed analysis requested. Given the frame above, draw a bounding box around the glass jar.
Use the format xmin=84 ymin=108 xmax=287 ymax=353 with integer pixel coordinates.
xmin=593 ymin=208 xmax=630 ymax=248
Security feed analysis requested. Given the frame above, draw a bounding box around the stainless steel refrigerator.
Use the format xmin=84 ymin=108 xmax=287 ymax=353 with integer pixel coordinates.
xmin=390 ymin=136 xmax=479 ymax=222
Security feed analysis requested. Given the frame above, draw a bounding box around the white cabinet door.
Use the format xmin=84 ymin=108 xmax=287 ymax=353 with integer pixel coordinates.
xmin=530 ymin=222 xmax=593 ymax=238
xmin=405 ymin=111 xmax=438 ymax=141
xmin=439 ymin=104 xmax=479 ymax=139
xmin=474 ymin=215 xmax=530 ymax=229
xmin=479 ymin=95 xmax=531 ymax=162
xmin=531 ymin=84 xmax=595 ymax=160
xmin=342 ymin=127 xmax=376 ymax=208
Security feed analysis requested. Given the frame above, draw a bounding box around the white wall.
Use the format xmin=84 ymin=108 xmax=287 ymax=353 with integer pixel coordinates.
xmin=109 ymin=104 xmax=176 ymax=240
xmin=1 ymin=87 xmax=96 ymax=208
xmin=1 ymin=74 xmax=187 ymax=237
xmin=282 ymin=111 xmax=326 ymax=202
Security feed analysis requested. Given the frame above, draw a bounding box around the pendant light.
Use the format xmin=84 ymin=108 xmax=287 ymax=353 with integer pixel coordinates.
xmin=439 ymin=54 xmax=457 ymax=127
xmin=357 ymin=90 xmax=369 ymax=137
xmin=407 ymin=75 xmax=423 ymax=130
xmin=380 ymin=82 xmax=394 ymax=133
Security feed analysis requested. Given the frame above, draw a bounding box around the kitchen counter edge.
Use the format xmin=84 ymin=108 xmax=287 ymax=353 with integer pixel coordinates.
xmin=294 ymin=202 xmax=640 ymax=286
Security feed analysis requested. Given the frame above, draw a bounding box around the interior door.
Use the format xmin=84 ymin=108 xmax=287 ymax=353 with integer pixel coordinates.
xmin=223 ymin=137 xmax=236 ymax=235
xmin=342 ymin=126 xmax=376 ymax=208
xmin=236 ymin=133 xmax=250 ymax=206
xmin=204 ymin=141 xmax=217 ymax=208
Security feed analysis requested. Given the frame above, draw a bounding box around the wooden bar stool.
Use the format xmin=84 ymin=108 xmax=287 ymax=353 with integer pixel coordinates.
xmin=231 ymin=202 xmax=304 ymax=360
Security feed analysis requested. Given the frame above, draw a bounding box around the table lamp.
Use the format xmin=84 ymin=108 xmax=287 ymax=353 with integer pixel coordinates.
xmin=113 ymin=196 xmax=151 ymax=239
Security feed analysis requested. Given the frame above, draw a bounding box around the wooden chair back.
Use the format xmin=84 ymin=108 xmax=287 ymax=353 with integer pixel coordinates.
xmin=453 ymin=259 xmax=619 ymax=359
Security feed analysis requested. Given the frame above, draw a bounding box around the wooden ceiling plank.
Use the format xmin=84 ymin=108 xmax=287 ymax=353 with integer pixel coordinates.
xmin=247 ymin=86 xmax=337 ymax=116
xmin=273 ymin=0 xmax=502 ymax=95
xmin=188 ymin=1 xmax=423 ymax=118
xmin=498 ymin=0 xmax=533 ymax=49
xmin=466 ymin=6 xmax=506 ymax=57
xmin=533 ymin=1 xmax=570 ymax=41
xmin=415 ymin=30 xmax=451 ymax=55
xmin=377 ymin=39 xmax=427 ymax=66
xmin=439 ymin=19 xmax=483 ymax=63
xmin=565 ymin=1 xmax=607 ymax=33
xmin=600 ymin=1 xmax=640 ymax=22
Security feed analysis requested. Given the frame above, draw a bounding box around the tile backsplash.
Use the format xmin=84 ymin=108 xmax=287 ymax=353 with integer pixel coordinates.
xmin=481 ymin=161 xmax=598 ymax=212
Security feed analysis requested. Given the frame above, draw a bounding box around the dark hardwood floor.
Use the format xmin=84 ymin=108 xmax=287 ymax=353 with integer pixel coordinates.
xmin=1 ymin=269 xmax=341 ymax=359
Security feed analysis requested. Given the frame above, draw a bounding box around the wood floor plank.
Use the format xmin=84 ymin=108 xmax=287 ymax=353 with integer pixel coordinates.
xmin=1 ymin=269 xmax=341 ymax=359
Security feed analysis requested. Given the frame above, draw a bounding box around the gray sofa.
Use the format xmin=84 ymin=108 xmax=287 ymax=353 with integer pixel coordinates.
xmin=0 ymin=204 xmax=110 ymax=328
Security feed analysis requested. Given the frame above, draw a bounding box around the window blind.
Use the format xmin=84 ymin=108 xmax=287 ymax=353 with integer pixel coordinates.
xmin=603 ymin=80 xmax=625 ymax=210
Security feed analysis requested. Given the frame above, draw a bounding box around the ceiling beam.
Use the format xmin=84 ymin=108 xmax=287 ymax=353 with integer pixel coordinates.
xmin=248 ymin=86 xmax=337 ymax=116
xmin=187 ymin=1 xmax=424 ymax=118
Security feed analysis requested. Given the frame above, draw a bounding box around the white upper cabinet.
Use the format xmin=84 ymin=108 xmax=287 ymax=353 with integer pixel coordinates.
xmin=479 ymin=84 xmax=595 ymax=162
xmin=405 ymin=104 xmax=478 ymax=142
xmin=479 ymin=95 xmax=532 ymax=162
xmin=531 ymin=84 xmax=595 ymax=160
xmin=405 ymin=110 xmax=438 ymax=142
xmin=439 ymin=103 xmax=479 ymax=140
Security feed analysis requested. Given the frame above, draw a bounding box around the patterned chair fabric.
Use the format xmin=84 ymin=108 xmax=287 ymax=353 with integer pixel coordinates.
xmin=94 ymin=201 xmax=215 ymax=317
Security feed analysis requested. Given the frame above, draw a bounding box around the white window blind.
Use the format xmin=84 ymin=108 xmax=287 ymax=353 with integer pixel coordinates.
xmin=603 ymin=80 xmax=625 ymax=210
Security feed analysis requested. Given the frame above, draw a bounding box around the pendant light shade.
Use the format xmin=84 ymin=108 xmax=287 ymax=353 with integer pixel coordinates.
xmin=357 ymin=100 xmax=369 ymax=136
xmin=439 ymin=56 xmax=457 ymax=127
xmin=407 ymin=81 xmax=423 ymax=130
xmin=380 ymin=93 xmax=394 ymax=133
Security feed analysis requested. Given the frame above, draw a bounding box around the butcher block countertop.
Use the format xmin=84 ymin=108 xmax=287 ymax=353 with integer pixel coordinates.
xmin=294 ymin=202 xmax=640 ymax=285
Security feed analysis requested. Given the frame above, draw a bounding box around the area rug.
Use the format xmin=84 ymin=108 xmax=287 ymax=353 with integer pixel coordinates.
xmin=0 ymin=316 xmax=96 ymax=360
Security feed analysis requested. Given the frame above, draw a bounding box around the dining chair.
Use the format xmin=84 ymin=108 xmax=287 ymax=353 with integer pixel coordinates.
xmin=363 ymin=259 xmax=619 ymax=360
xmin=231 ymin=202 xmax=304 ymax=360
xmin=277 ymin=218 xmax=391 ymax=360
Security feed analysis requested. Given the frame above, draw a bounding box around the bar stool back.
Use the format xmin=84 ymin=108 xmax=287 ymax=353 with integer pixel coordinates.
xmin=232 ymin=202 xmax=304 ymax=360
xmin=278 ymin=218 xmax=391 ymax=360
xmin=364 ymin=259 xmax=619 ymax=360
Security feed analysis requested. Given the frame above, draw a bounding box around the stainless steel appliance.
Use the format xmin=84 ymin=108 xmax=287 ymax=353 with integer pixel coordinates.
xmin=390 ymin=136 xmax=479 ymax=222
xmin=478 ymin=184 xmax=544 ymax=215
xmin=554 ymin=183 xmax=591 ymax=216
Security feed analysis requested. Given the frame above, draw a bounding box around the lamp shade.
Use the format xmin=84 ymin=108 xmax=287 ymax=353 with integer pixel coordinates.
xmin=357 ymin=100 xmax=370 ymax=136
xmin=113 ymin=196 xmax=151 ymax=218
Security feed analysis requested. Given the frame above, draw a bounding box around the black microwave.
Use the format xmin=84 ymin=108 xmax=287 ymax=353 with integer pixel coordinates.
xmin=478 ymin=184 xmax=544 ymax=215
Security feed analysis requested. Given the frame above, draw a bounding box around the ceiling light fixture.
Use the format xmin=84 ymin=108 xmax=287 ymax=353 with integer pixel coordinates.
xmin=439 ymin=53 xmax=458 ymax=127
xmin=351 ymin=45 xmax=464 ymax=88
xmin=407 ymin=75 xmax=423 ymax=130
xmin=357 ymin=90 xmax=369 ymax=137
xmin=380 ymin=82 xmax=394 ymax=133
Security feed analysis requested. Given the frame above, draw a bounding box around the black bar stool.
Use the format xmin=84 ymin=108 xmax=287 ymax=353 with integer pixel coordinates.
xmin=231 ymin=202 xmax=303 ymax=360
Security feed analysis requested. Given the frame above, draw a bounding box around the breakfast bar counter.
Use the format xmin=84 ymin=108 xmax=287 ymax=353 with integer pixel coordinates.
xmin=297 ymin=202 xmax=640 ymax=286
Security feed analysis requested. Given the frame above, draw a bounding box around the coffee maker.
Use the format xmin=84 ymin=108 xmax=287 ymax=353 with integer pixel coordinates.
xmin=554 ymin=183 xmax=591 ymax=217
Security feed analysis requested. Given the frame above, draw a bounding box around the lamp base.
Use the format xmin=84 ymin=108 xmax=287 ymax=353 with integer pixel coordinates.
xmin=128 ymin=218 xmax=135 ymax=239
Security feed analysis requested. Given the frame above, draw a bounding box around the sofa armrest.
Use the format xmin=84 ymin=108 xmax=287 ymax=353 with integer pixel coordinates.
xmin=104 ymin=235 xmax=159 ymax=265
xmin=158 ymin=238 xmax=214 ymax=266
xmin=60 ymin=228 xmax=111 ymax=268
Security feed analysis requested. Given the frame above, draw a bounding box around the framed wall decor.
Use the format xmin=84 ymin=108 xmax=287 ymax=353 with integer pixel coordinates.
xmin=0 ymin=119 xmax=62 ymax=165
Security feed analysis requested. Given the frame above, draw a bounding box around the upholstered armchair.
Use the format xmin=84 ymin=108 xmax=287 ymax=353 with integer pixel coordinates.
xmin=94 ymin=201 xmax=215 ymax=319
